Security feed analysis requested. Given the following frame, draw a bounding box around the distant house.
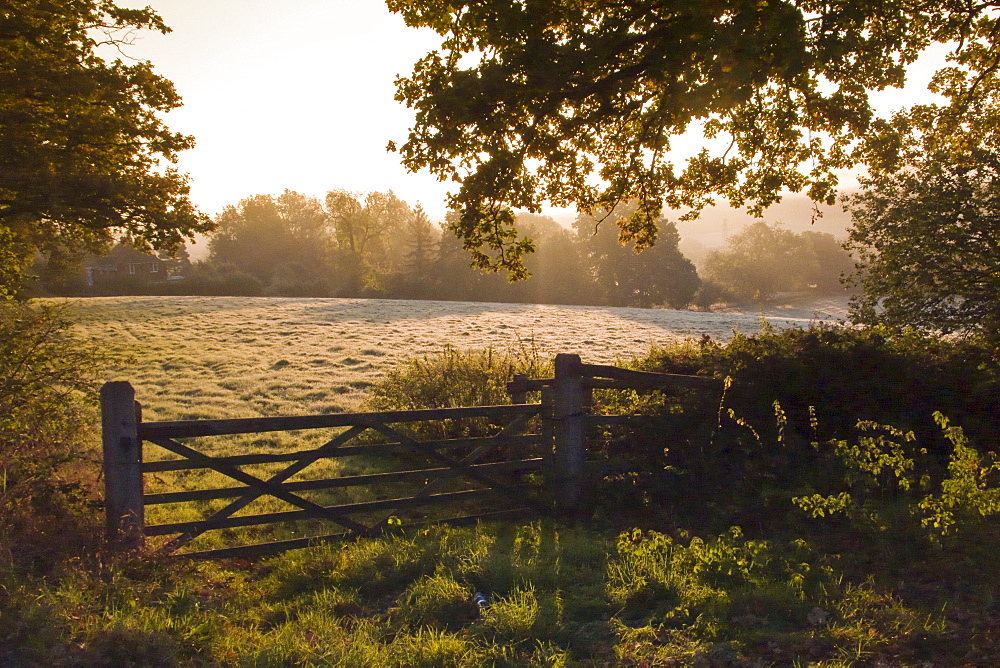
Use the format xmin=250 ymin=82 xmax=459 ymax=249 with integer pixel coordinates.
xmin=85 ymin=245 xmax=167 ymax=287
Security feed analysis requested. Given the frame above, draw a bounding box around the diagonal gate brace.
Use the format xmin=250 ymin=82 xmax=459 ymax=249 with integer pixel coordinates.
xmin=150 ymin=430 xmax=372 ymax=552
xmin=368 ymin=413 xmax=543 ymax=530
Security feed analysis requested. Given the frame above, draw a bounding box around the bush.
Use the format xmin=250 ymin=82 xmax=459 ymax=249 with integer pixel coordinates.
xmin=181 ymin=262 xmax=263 ymax=296
xmin=598 ymin=325 xmax=1000 ymax=534
xmin=641 ymin=325 xmax=1000 ymax=454
xmin=0 ymin=302 xmax=113 ymax=572
xmin=368 ymin=343 xmax=551 ymax=412
xmin=365 ymin=343 xmax=554 ymax=473
xmin=264 ymin=261 xmax=333 ymax=297
xmin=796 ymin=411 xmax=1000 ymax=540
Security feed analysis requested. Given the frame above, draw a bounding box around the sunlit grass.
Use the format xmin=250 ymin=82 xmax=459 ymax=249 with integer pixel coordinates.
xmin=62 ymin=295 xmax=817 ymax=423
xmin=7 ymin=521 xmax=966 ymax=665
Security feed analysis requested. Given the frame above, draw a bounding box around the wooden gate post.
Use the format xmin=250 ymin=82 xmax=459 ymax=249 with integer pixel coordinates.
xmin=101 ymin=381 xmax=145 ymax=550
xmin=508 ymin=374 xmax=529 ymax=404
xmin=553 ymin=354 xmax=585 ymax=514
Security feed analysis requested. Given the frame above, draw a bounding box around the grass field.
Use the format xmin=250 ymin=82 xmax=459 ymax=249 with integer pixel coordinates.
xmin=65 ymin=295 xmax=838 ymax=421
xmin=9 ymin=295 xmax=999 ymax=666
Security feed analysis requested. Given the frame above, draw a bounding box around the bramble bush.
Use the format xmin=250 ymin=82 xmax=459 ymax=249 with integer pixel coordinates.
xmin=640 ymin=324 xmax=1000 ymax=451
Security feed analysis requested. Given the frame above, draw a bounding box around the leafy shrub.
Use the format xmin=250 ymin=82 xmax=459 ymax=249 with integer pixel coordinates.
xmin=919 ymin=413 xmax=1000 ymax=535
xmin=0 ymin=228 xmax=32 ymax=298
xmin=797 ymin=411 xmax=1000 ymax=539
xmin=180 ymin=262 xmax=263 ymax=296
xmin=0 ymin=302 xmax=116 ymax=572
xmin=648 ymin=325 xmax=1000 ymax=449
xmin=594 ymin=326 xmax=1000 ymax=534
xmin=368 ymin=344 xmax=552 ymax=441
xmin=370 ymin=343 xmax=550 ymax=411
xmin=264 ymin=261 xmax=333 ymax=297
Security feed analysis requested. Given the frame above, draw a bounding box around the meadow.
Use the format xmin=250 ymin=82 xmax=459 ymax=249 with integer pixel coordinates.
xmin=67 ymin=295 xmax=825 ymax=555
xmin=65 ymin=295 xmax=839 ymax=421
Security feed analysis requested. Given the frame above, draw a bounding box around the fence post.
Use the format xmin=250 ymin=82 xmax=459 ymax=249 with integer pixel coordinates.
xmin=101 ymin=381 xmax=144 ymax=550
xmin=553 ymin=353 xmax=586 ymax=514
xmin=507 ymin=373 xmax=528 ymax=404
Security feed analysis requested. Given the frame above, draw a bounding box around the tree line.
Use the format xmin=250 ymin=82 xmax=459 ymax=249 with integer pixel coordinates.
xmin=31 ymin=188 xmax=855 ymax=310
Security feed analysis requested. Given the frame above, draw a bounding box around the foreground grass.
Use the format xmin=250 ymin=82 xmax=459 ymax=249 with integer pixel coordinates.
xmin=9 ymin=518 xmax=997 ymax=666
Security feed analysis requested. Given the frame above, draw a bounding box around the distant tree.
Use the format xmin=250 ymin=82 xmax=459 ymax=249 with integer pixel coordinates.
xmin=516 ymin=213 xmax=564 ymax=241
xmin=847 ymin=150 xmax=1000 ymax=341
xmin=0 ymin=0 xmax=211 ymax=296
xmin=703 ymin=222 xmax=813 ymax=302
xmin=430 ymin=215 xmax=497 ymax=301
xmin=325 ymin=189 xmax=412 ymax=294
xmin=324 ymin=190 xmax=365 ymax=255
xmin=393 ymin=204 xmax=440 ymax=298
xmin=388 ymin=0 xmax=1000 ymax=276
xmin=207 ymin=191 xmax=331 ymax=293
xmin=799 ymin=230 xmax=854 ymax=293
xmin=515 ymin=214 xmax=596 ymax=306
xmin=576 ymin=208 xmax=700 ymax=309
xmin=325 ymin=190 xmax=409 ymax=259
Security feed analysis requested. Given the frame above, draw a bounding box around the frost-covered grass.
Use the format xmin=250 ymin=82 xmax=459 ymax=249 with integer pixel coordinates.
xmin=65 ymin=295 xmax=831 ymax=421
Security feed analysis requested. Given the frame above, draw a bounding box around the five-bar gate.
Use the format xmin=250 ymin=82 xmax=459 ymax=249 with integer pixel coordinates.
xmin=101 ymin=354 xmax=718 ymax=559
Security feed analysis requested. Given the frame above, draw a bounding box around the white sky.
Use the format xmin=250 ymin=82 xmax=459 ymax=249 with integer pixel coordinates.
xmin=116 ymin=0 xmax=452 ymax=220
xmin=114 ymin=1 xmax=948 ymax=228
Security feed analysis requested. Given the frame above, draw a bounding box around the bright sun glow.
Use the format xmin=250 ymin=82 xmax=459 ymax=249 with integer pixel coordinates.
xmin=115 ymin=0 xmax=451 ymax=220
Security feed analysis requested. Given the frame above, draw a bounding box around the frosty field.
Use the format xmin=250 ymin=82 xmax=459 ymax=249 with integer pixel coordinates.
xmin=65 ymin=294 xmax=849 ymax=554
xmin=67 ymin=295 xmax=846 ymax=422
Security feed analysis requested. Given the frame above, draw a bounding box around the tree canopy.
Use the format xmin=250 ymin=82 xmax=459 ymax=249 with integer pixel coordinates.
xmin=388 ymin=0 xmax=1000 ymax=275
xmin=208 ymin=191 xmax=330 ymax=292
xmin=575 ymin=207 xmax=699 ymax=308
xmin=0 ymin=0 xmax=211 ymax=295
xmin=847 ymin=149 xmax=1000 ymax=341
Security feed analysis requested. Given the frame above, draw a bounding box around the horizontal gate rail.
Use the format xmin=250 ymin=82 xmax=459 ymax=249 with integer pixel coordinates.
xmin=141 ymin=434 xmax=544 ymax=473
xmin=577 ymin=363 xmax=721 ymax=390
xmin=145 ymin=484 xmax=537 ymax=536
xmin=138 ymin=404 xmax=541 ymax=440
xmin=144 ymin=457 xmax=545 ymax=505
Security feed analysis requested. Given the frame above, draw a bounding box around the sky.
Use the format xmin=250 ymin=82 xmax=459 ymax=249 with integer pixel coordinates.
xmin=114 ymin=1 xmax=949 ymax=239
xmin=115 ymin=0 xmax=451 ymax=221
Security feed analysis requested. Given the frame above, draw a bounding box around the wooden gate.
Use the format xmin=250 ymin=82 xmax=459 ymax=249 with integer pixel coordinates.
xmin=101 ymin=354 xmax=718 ymax=559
